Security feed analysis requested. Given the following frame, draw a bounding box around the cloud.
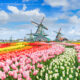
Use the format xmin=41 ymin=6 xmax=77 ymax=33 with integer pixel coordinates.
xmin=7 ymin=5 xmax=45 ymax=22
xmin=68 ymin=29 xmax=75 ymax=34
xmin=63 ymin=0 xmax=80 ymax=10
xmin=0 ymin=10 xmax=9 ymax=25
xmin=69 ymin=15 xmax=80 ymax=24
xmin=0 ymin=5 xmax=45 ymax=24
xmin=44 ymin=0 xmax=68 ymax=7
xmin=44 ymin=0 xmax=80 ymax=10
xmin=8 ymin=6 xmax=19 ymax=14
xmin=0 ymin=27 xmax=31 ymax=40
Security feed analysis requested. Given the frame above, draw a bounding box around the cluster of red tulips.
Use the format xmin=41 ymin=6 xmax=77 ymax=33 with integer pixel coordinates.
xmin=0 ymin=43 xmax=11 ymax=48
xmin=29 ymin=42 xmax=49 ymax=46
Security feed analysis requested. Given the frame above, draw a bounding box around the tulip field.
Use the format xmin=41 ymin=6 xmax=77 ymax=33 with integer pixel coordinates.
xmin=0 ymin=42 xmax=80 ymax=80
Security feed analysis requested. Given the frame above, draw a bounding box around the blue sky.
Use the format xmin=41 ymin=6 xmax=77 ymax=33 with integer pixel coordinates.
xmin=0 ymin=0 xmax=80 ymax=40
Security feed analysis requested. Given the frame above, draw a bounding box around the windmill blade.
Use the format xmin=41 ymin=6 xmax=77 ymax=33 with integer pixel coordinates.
xmin=26 ymin=33 xmax=35 ymax=35
xmin=40 ymin=17 xmax=44 ymax=24
xmin=31 ymin=30 xmax=32 ymax=33
xmin=26 ymin=34 xmax=31 ymax=35
xmin=34 ymin=34 xmax=38 ymax=36
xmin=53 ymin=31 xmax=58 ymax=33
xmin=59 ymin=28 xmax=61 ymax=33
xmin=61 ymin=33 xmax=64 ymax=36
xmin=42 ymin=25 xmax=48 ymax=30
xmin=31 ymin=21 xmax=39 ymax=25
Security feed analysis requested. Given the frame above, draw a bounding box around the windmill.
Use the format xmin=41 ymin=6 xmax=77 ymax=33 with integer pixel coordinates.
xmin=24 ymin=36 xmax=27 ymax=41
xmin=53 ymin=28 xmax=68 ymax=41
xmin=9 ymin=36 xmax=13 ymax=42
xmin=26 ymin=30 xmax=34 ymax=42
xmin=31 ymin=17 xmax=50 ymax=41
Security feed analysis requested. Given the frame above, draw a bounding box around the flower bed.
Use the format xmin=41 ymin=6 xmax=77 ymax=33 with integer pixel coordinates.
xmin=0 ymin=44 xmax=64 ymax=80
xmin=0 ymin=42 xmax=80 ymax=80
xmin=0 ymin=42 xmax=31 ymax=54
xmin=0 ymin=44 xmax=51 ymax=61
xmin=35 ymin=48 xmax=79 ymax=80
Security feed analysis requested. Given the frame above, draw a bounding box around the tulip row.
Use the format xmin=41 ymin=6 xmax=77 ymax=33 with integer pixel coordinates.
xmin=29 ymin=42 xmax=49 ymax=46
xmin=35 ymin=48 xmax=80 ymax=80
xmin=0 ymin=45 xmax=25 ymax=52
xmin=0 ymin=42 xmax=32 ymax=55
xmin=0 ymin=44 xmax=51 ymax=61
xmin=75 ymin=45 xmax=80 ymax=69
xmin=0 ymin=42 xmax=50 ymax=54
xmin=0 ymin=43 xmax=11 ymax=48
xmin=0 ymin=44 xmax=64 ymax=80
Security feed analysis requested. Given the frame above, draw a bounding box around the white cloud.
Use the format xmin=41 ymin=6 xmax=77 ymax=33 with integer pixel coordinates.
xmin=68 ymin=29 xmax=75 ymax=34
xmin=63 ymin=0 xmax=80 ymax=10
xmin=0 ymin=27 xmax=31 ymax=40
xmin=44 ymin=0 xmax=80 ymax=10
xmin=69 ymin=15 xmax=80 ymax=24
xmin=7 ymin=5 xmax=45 ymax=22
xmin=0 ymin=10 xmax=9 ymax=25
xmin=8 ymin=6 xmax=19 ymax=14
xmin=44 ymin=0 xmax=68 ymax=7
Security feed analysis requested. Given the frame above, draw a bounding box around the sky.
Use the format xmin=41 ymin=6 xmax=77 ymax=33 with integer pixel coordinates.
xmin=0 ymin=0 xmax=80 ymax=40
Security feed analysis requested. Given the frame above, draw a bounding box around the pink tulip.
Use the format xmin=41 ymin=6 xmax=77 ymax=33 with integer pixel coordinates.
xmin=11 ymin=64 xmax=17 ymax=70
xmin=0 ymin=62 xmax=5 ymax=68
xmin=18 ymin=68 xmax=23 ymax=74
xmin=8 ymin=71 xmax=14 ymax=76
xmin=18 ymin=73 xmax=22 ymax=78
xmin=31 ymin=65 xmax=35 ymax=70
xmin=37 ymin=63 xmax=43 ymax=68
xmin=78 ymin=66 xmax=80 ymax=69
xmin=13 ymin=72 xmax=17 ymax=79
xmin=18 ymin=78 xmax=23 ymax=80
xmin=33 ymin=70 xmax=38 ymax=76
xmin=3 ymin=65 xmax=10 ymax=73
xmin=22 ymin=71 xmax=29 ymax=79
xmin=5 ymin=59 xmax=12 ymax=65
xmin=0 ymin=71 xmax=6 ymax=80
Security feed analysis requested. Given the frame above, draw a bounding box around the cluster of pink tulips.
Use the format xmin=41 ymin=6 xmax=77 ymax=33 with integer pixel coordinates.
xmin=0 ymin=44 xmax=64 ymax=80
xmin=60 ymin=42 xmax=75 ymax=47
xmin=75 ymin=45 xmax=80 ymax=69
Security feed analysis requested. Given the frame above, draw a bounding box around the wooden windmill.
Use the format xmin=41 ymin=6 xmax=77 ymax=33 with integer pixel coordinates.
xmin=53 ymin=28 xmax=68 ymax=41
xmin=31 ymin=17 xmax=50 ymax=41
xmin=9 ymin=36 xmax=13 ymax=42
xmin=26 ymin=30 xmax=34 ymax=42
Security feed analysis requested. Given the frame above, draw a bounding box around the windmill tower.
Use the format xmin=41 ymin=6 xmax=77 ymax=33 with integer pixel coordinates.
xmin=26 ymin=30 xmax=34 ymax=42
xmin=31 ymin=17 xmax=50 ymax=41
xmin=24 ymin=36 xmax=27 ymax=41
xmin=9 ymin=36 xmax=13 ymax=42
xmin=53 ymin=28 xmax=68 ymax=41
